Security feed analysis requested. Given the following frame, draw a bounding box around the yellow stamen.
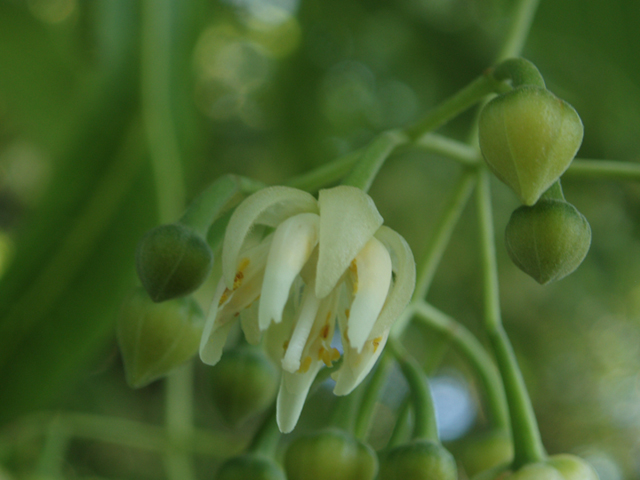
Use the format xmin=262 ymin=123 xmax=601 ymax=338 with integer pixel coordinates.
xmin=218 ymin=288 xmax=231 ymax=306
xmin=238 ymin=257 xmax=250 ymax=272
xmin=298 ymin=356 xmax=312 ymax=373
xmin=321 ymin=323 xmax=330 ymax=339
xmin=233 ymin=271 xmax=244 ymax=290
xmin=330 ymin=348 xmax=341 ymax=361
xmin=283 ymin=340 xmax=290 ymax=352
xmin=344 ymin=308 xmax=350 ymax=319
xmin=350 ymin=259 xmax=358 ymax=293
xmin=372 ymin=336 xmax=383 ymax=353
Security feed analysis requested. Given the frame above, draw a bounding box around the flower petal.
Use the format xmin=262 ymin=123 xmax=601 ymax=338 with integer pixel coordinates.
xmin=259 ymin=213 xmax=320 ymax=330
xmin=315 ymin=186 xmax=383 ymax=299
xmin=282 ymin=286 xmax=322 ymax=373
xmin=347 ymin=236 xmax=392 ymax=353
xmin=277 ymin=361 xmax=324 ymax=433
xmin=333 ymin=329 xmax=389 ymax=396
xmin=369 ymin=226 xmax=416 ymax=339
xmin=223 ymin=186 xmax=318 ymax=289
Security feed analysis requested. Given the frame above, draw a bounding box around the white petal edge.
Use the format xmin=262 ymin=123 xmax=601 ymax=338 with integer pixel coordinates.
xmin=281 ymin=286 xmax=321 ymax=373
xmin=223 ymin=186 xmax=318 ymax=289
xmin=277 ymin=361 xmax=323 ymax=433
xmin=316 ymin=186 xmax=383 ymax=299
xmin=258 ymin=213 xmax=320 ymax=330
xmin=347 ymin=236 xmax=392 ymax=353
xmin=369 ymin=226 xmax=416 ymax=340
xmin=333 ymin=329 xmax=389 ymax=396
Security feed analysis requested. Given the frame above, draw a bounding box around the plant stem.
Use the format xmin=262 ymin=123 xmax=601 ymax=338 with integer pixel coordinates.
xmin=354 ymin=352 xmax=393 ymax=441
xmin=286 ymin=149 xmax=363 ymax=192
xmin=35 ymin=415 xmax=70 ymax=477
xmin=387 ymin=338 xmax=439 ymax=443
xmin=412 ymin=300 xmax=509 ymax=430
xmin=386 ymin=396 xmax=412 ymax=449
xmin=566 ymin=159 xmax=640 ymax=181
xmin=330 ymin=387 xmax=361 ymax=433
xmin=141 ymin=0 xmax=185 ymax=223
xmin=496 ymin=0 xmax=541 ymax=62
xmin=342 ymin=130 xmax=409 ymax=192
xmin=414 ymin=133 xmax=481 ymax=166
xmin=476 ymin=169 xmax=546 ymax=468
xmin=405 ymin=74 xmax=509 ymax=142
xmin=248 ymin=405 xmax=280 ymax=458
xmin=414 ymin=171 xmax=477 ymax=300
xmin=164 ymin=363 xmax=197 ymax=480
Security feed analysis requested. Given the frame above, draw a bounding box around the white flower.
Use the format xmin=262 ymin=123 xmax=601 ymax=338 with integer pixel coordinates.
xmin=200 ymin=185 xmax=415 ymax=433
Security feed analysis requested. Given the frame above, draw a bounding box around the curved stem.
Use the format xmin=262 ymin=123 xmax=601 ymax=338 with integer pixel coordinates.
xmin=331 ymin=387 xmax=361 ymax=434
xmin=341 ymin=130 xmax=409 ymax=192
xmin=414 ymin=133 xmax=481 ymax=166
xmin=493 ymin=58 xmax=546 ymax=89
xmin=386 ymin=396 xmax=412 ymax=449
xmin=286 ymin=149 xmax=363 ymax=192
xmin=388 ymin=338 xmax=439 ymax=443
xmin=412 ymin=300 xmax=509 ymax=430
xmin=414 ymin=171 xmax=477 ymax=300
xmin=248 ymin=405 xmax=280 ymax=458
xmin=476 ymin=169 xmax=546 ymax=468
xmin=540 ymin=180 xmax=565 ymax=201
xmin=354 ymin=352 xmax=393 ymax=441
xmin=496 ymin=0 xmax=541 ymax=62
xmin=165 ymin=363 xmax=196 ymax=480
xmin=565 ymin=159 xmax=640 ymax=181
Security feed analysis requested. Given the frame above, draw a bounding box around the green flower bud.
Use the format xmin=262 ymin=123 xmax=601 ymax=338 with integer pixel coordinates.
xmin=378 ymin=439 xmax=457 ymax=480
xmin=136 ymin=223 xmax=213 ymax=302
xmin=284 ymin=428 xmax=378 ymax=480
xmin=215 ymin=453 xmax=286 ymax=480
xmin=479 ymin=86 xmax=583 ymax=206
xmin=210 ymin=346 xmax=279 ymax=426
xmin=505 ymin=199 xmax=591 ymax=285
xmin=117 ymin=287 xmax=204 ymax=388
xmin=457 ymin=430 xmax=514 ymax=478
xmin=472 ymin=455 xmax=598 ymax=480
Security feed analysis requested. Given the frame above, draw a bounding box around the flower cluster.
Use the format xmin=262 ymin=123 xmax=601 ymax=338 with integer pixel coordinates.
xmin=200 ymin=185 xmax=415 ymax=432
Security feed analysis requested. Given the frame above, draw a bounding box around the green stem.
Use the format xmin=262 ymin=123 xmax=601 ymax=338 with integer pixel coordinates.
xmin=386 ymin=396 xmax=412 ymax=449
xmin=388 ymin=338 xmax=439 ymax=443
xmin=413 ymin=133 xmax=481 ymax=166
xmin=330 ymin=388 xmax=361 ymax=433
xmin=287 ymin=149 xmax=363 ymax=192
xmin=248 ymin=405 xmax=280 ymax=458
xmin=496 ymin=0 xmax=541 ymax=61
xmin=405 ymin=74 xmax=509 ymax=142
xmin=414 ymin=171 xmax=477 ymax=300
xmin=412 ymin=300 xmax=509 ymax=430
xmin=179 ymin=174 xmax=265 ymax=237
xmin=342 ymin=130 xmax=409 ymax=192
xmin=354 ymin=352 xmax=393 ymax=441
xmin=540 ymin=180 xmax=565 ymax=201
xmin=493 ymin=58 xmax=546 ymax=89
xmin=476 ymin=169 xmax=546 ymax=468
xmin=35 ymin=415 xmax=70 ymax=477
xmin=141 ymin=0 xmax=185 ymax=223
xmin=164 ymin=363 xmax=196 ymax=480
xmin=565 ymin=159 xmax=640 ymax=181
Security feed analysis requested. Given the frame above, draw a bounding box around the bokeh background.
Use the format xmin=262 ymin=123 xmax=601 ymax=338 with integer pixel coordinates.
xmin=1 ymin=0 xmax=640 ymax=478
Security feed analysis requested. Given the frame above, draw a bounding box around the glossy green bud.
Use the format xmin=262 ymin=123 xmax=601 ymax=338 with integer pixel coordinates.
xmin=136 ymin=223 xmax=213 ymax=302
xmin=457 ymin=430 xmax=514 ymax=478
xmin=505 ymin=199 xmax=591 ymax=285
xmin=472 ymin=455 xmax=598 ymax=480
xmin=117 ymin=288 xmax=204 ymax=388
xmin=479 ymin=86 xmax=583 ymax=206
xmin=210 ymin=346 xmax=279 ymax=426
xmin=284 ymin=428 xmax=378 ymax=480
xmin=216 ymin=453 xmax=286 ymax=480
xmin=378 ymin=439 xmax=457 ymax=480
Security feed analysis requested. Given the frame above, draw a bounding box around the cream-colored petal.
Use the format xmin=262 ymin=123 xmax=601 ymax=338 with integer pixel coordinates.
xmin=259 ymin=213 xmax=320 ymax=330
xmin=369 ymin=226 xmax=416 ymax=339
xmin=346 ymin=236 xmax=392 ymax=353
xmin=315 ymin=186 xmax=383 ymax=299
xmin=276 ymin=361 xmax=324 ymax=433
xmin=333 ymin=329 xmax=389 ymax=396
xmin=282 ymin=286 xmax=321 ymax=373
xmin=240 ymin=301 xmax=261 ymax=345
xmin=223 ymin=186 xmax=318 ymax=289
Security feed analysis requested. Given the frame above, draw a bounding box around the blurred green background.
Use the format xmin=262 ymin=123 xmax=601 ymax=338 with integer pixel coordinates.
xmin=0 ymin=0 xmax=639 ymax=478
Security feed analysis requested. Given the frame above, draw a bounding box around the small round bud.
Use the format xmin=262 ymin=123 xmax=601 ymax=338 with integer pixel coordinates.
xmin=378 ymin=439 xmax=457 ymax=480
xmin=505 ymin=199 xmax=591 ymax=285
xmin=215 ymin=453 xmax=286 ymax=480
xmin=471 ymin=455 xmax=598 ymax=480
xmin=136 ymin=223 xmax=213 ymax=302
xmin=479 ymin=86 xmax=583 ymax=206
xmin=547 ymin=455 xmax=599 ymax=480
xmin=284 ymin=428 xmax=378 ymax=480
xmin=117 ymin=287 xmax=204 ymax=388
xmin=457 ymin=430 xmax=514 ymax=478
xmin=210 ymin=346 xmax=279 ymax=426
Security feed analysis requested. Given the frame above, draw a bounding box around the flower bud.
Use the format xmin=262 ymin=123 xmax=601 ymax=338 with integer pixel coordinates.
xmin=215 ymin=453 xmax=286 ymax=480
xmin=471 ymin=455 xmax=598 ymax=480
xmin=505 ymin=199 xmax=591 ymax=285
xmin=117 ymin=288 xmax=204 ymax=388
xmin=378 ymin=439 xmax=457 ymax=480
xmin=479 ymin=86 xmax=583 ymax=206
xmin=136 ymin=223 xmax=213 ymax=302
xmin=210 ymin=345 xmax=279 ymax=426
xmin=547 ymin=455 xmax=599 ymax=480
xmin=457 ymin=430 xmax=514 ymax=478
xmin=284 ymin=428 xmax=378 ymax=480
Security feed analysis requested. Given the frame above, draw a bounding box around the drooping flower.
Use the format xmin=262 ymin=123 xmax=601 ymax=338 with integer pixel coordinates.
xmin=200 ymin=185 xmax=415 ymax=433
